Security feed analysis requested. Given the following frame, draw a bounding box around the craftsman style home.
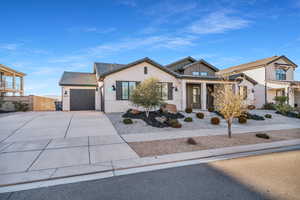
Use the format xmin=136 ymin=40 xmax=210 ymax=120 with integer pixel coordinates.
xmin=0 ymin=64 xmax=25 ymax=96
xmin=59 ymin=56 xmax=299 ymax=112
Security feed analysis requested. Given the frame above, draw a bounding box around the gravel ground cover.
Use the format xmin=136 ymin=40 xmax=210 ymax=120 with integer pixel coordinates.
xmin=128 ymin=128 xmax=300 ymax=157
xmin=106 ymin=110 xmax=299 ymax=135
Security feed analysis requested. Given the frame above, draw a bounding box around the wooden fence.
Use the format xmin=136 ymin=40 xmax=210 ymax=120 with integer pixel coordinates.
xmin=0 ymin=95 xmax=56 ymax=111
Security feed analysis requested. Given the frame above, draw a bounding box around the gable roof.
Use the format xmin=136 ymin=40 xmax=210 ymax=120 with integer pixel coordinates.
xmin=94 ymin=57 xmax=178 ymax=79
xmin=59 ymin=71 xmax=97 ymax=86
xmin=165 ymin=56 xmax=196 ymax=71
xmin=229 ymin=73 xmax=258 ymax=85
xmin=219 ymin=55 xmax=297 ymax=75
xmin=182 ymin=59 xmax=219 ymax=72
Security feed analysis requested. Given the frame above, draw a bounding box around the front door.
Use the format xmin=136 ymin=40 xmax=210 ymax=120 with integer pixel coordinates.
xmin=192 ymin=86 xmax=201 ymax=109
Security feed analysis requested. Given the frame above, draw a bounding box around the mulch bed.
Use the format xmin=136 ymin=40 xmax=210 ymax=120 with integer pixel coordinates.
xmin=129 ymin=128 xmax=300 ymax=157
xmin=122 ymin=109 xmax=184 ymax=128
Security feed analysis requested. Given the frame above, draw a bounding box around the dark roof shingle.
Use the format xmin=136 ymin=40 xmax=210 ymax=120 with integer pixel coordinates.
xmin=59 ymin=72 xmax=97 ymax=86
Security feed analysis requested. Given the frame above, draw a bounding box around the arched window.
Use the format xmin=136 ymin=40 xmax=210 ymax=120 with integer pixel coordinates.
xmin=276 ymin=69 xmax=286 ymax=80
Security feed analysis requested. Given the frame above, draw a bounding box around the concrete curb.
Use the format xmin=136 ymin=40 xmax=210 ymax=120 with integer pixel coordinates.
xmin=1 ymin=139 xmax=300 ymax=193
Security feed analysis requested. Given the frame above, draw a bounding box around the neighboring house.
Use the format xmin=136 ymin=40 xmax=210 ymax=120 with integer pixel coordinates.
xmin=59 ymin=57 xmax=256 ymax=112
xmin=0 ymin=64 xmax=25 ymax=96
xmin=218 ymin=55 xmax=300 ymax=108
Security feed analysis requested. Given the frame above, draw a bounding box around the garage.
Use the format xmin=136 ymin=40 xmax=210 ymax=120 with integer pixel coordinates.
xmin=70 ymin=89 xmax=95 ymax=110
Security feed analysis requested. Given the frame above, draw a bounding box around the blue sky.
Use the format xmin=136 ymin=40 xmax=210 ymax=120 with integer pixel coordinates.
xmin=1 ymin=0 xmax=300 ymax=96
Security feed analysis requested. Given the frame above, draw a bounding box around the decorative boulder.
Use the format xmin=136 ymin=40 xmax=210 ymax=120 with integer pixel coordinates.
xmin=155 ymin=116 xmax=167 ymax=123
xmin=187 ymin=138 xmax=197 ymax=145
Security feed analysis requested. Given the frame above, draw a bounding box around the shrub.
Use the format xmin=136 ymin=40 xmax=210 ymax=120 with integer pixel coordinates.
xmin=256 ymin=133 xmax=270 ymax=139
xmin=274 ymin=96 xmax=288 ymax=105
xmin=185 ymin=107 xmax=192 ymax=113
xmin=196 ymin=112 xmax=204 ymax=119
xmin=211 ymin=117 xmax=220 ymax=125
xmin=123 ymin=118 xmax=133 ymax=124
xmin=184 ymin=117 xmax=193 ymax=122
xmin=238 ymin=117 xmax=247 ymax=124
xmin=167 ymin=119 xmax=179 ymax=126
xmin=297 ymin=113 xmax=300 ymax=119
xmin=263 ymin=103 xmax=276 ymax=110
xmin=13 ymin=101 xmax=29 ymax=112
xmin=264 ymin=114 xmax=272 ymax=118
xmin=275 ymin=104 xmax=293 ymax=115
xmin=247 ymin=105 xmax=256 ymax=110
xmin=187 ymin=137 xmax=197 ymax=145
xmin=208 ymin=107 xmax=214 ymax=112
xmin=171 ymin=122 xmax=182 ymax=128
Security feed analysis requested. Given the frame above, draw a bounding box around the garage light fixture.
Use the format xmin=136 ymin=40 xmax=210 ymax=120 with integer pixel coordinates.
xmin=112 ymin=85 xmax=116 ymax=91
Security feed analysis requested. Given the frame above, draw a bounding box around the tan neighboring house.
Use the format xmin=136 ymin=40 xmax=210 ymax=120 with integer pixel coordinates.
xmin=0 ymin=64 xmax=25 ymax=96
xmin=59 ymin=57 xmax=256 ymax=112
xmin=217 ymin=55 xmax=300 ymax=108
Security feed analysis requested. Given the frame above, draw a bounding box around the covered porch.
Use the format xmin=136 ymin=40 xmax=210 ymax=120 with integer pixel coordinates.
xmin=266 ymin=80 xmax=300 ymax=108
xmin=181 ymin=79 xmax=236 ymax=110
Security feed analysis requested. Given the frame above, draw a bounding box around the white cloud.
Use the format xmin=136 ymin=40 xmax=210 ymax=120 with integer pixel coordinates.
xmin=87 ymin=35 xmax=195 ymax=56
xmin=187 ymin=10 xmax=251 ymax=34
xmin=0 ymin=43 xmax=20 ymax=50
xmin=116 ymin=0 xmax=137 ymax=7
xmin=82 ymin=27 xmax=116 ymax=34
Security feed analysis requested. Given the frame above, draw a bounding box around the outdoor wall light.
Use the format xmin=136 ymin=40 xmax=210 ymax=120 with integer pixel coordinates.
xmin=64 ymin=91 xmax=68 ymax=95
xmin=112 ymin=85 xmax=116 ymax=91
xmin=172 ymin=86 xmax=178 ymax=91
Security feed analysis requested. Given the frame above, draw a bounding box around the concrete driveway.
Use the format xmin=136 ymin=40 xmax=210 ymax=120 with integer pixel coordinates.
xmin=0 ymin=111 xmax=139 ymax=185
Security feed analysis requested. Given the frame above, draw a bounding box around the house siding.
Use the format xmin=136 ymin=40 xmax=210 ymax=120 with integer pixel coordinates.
xmin=266 ymin=58 xmax=294 ymax=81
xmin=184 ymin=63 xmax=216 ymax=76
xmin=103 ymin=61 xmax=182 ymax=113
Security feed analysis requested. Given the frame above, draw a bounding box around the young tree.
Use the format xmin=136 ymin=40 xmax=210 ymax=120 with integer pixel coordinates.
xmin=130 ymin=77 xmax=164 ymax=118
xmin=214 ymin=84 xmax=246 ymax=138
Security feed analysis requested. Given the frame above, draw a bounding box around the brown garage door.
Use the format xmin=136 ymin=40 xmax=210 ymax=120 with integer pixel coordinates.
xmin=70 ymin=89 xmax=95 ymax=111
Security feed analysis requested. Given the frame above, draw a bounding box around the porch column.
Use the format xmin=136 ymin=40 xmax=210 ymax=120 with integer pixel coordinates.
xmin=287 ymin=87 xmax=294 ymax=107
xmin=201 ymin=82 xmax=207 ymax=110
xmin=20 ymin=77 xmax=24 ymax=96
xmin=12 ymin=73 xmax=16 ymax=96
xmin=181 ymin=80 xmax=186 ymax=111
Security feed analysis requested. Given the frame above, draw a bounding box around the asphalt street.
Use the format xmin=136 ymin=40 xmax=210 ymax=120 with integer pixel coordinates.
xmin=0 ymin=163 xmax=268 ymax=200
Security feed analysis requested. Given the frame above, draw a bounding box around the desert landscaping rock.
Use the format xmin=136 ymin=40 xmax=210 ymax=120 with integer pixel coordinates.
xmin=129 ymin=129 xmax=300 ymax=157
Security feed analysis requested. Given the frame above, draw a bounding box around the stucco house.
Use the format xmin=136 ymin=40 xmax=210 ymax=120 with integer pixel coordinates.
xmin=218 ymin=55 xmax=300 ymax=108
xmin=59 ymin=57 xmax=258 ymax=112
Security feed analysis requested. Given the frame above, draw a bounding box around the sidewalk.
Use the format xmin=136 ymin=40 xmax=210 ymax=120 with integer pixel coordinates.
xmin=1 ymin=138 xmax=300 ymax=190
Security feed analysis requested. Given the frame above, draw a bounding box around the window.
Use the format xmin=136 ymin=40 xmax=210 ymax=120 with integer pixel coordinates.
xmin=200 ymin=72 xmax=208 ymax=76
xmin=120 ymin=81 xmax=136 ymax=100
xmin=239 ymin=86 xmax=247 ymax=100
xmin=157 ymin=82 xmax=168 ymax=100
xmin=144 ymin=66 xmax=148 ymax=74
xmin=276 ymin=69 xmax=286 ymax=80
xmin=192 ymin=72 xmax=208 ymax=76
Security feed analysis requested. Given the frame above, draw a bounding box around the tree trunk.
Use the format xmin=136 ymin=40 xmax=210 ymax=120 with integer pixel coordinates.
xmin=227 ymin=118 xmax=232 ymax=138
xmin=145 ymin=109 xmax=149 ymax=118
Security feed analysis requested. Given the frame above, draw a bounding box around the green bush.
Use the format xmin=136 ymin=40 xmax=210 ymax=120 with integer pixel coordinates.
xmin=185 ymin=107 xmax=192 ymax=113
xmin=123 ymin=118 xmax=133 ymax=124
xmin=196 ymin=112 xmax=204 ymax=119
xmin=211 ymin=117 xmax=220 ymax=125
xmin=208 ymin=107 xmax=214 ymax=112
xmin=187 ymin=137 xmax=197 ymax=145
xmin=13 ymin=101 xmax=29 ymax=112
xmin=263 ymin=103 xmax=276 ymax=110
xmin=238 ymin=117 xmax=247 ymax=124
xmin=264 ymin=114 xmax=272 ymax=118
xmin=171 ymin=122 xmax=182 ymax=128
xmin=274 ymin=96 xmax=288 ymax=105
xmin=167 ymin=119 xmax=179 ymax=126
xmin=256 ymin=133 xmax=270 ymax=139
xmin=184 ymin=117 xmax=193 ymax=122
xmin=275 ymin=104 xmax=293 ymax=115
